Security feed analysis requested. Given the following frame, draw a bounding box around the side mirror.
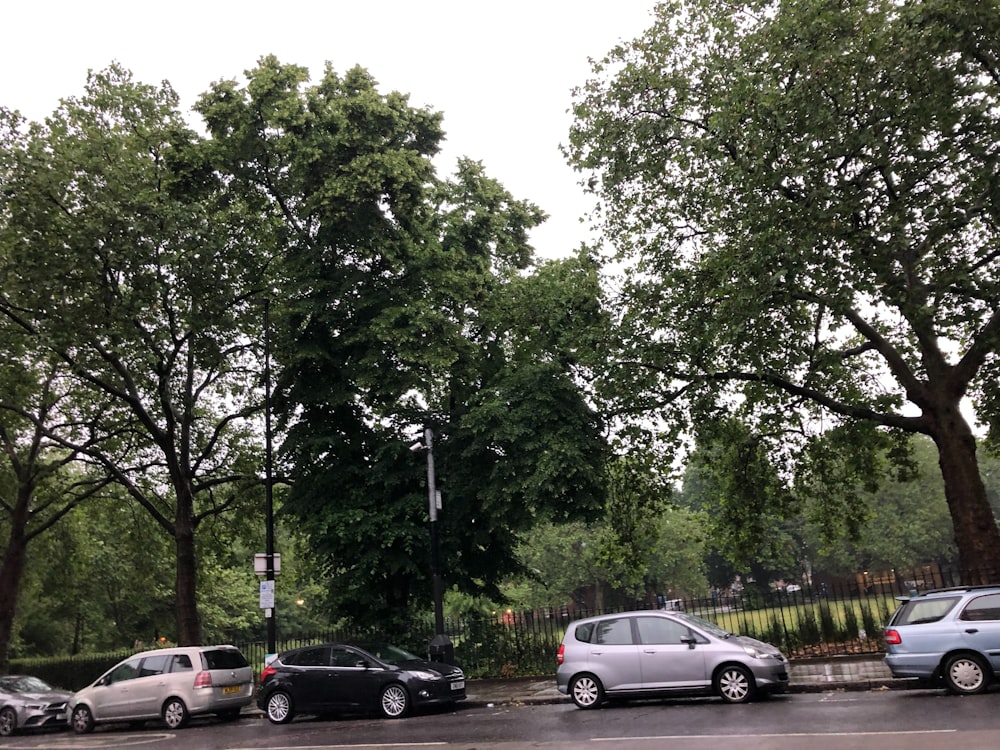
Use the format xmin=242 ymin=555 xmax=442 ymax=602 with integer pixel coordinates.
xmin=680 ymin=635 xmax=696 ymax=649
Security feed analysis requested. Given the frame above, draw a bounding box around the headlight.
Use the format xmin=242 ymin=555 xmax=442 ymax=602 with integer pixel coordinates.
xmin=409 ymin=670 xmax=441 ymax=680
xmin=742 ymin=644 xmax=769 ymax=659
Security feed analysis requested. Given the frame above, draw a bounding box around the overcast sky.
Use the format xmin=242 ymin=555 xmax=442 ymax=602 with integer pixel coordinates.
xmin=2 ymin=0 xmax=657 ymax=258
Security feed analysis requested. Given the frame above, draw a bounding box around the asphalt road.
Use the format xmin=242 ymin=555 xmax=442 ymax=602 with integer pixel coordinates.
xmin=6 ymin=689 xmax=1000 ymax=749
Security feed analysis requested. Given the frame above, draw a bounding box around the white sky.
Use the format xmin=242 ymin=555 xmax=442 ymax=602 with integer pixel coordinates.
xmin=2 ymin=0 xmax=658 ymax=258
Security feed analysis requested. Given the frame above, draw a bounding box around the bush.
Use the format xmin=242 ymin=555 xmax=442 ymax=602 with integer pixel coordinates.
xmin=818 ymin=603 xmax=841 ymax=642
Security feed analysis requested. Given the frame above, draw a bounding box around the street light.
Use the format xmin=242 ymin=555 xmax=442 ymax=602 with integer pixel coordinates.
xmin=411 ymin=426 xmax=454 ymax=663
xmin=263 ymin=298 xmax=277 ymax=656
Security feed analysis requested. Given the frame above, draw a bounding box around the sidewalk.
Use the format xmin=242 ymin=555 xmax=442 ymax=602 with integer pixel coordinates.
xmin=465 ymin=654 xmax=919 ymax=706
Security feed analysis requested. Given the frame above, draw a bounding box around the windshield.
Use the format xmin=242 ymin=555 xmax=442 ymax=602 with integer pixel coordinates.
xmin=673 ymin=611 xmax=732 ymax=638
xmin=357 ymin=643 xmax=421 ymax=664
xmin=0 ymin=675 xmax=53 ymax=693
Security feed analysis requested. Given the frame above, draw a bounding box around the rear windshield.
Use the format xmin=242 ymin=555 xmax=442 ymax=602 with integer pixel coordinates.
xmin=890 ymin=596 xmax=960 ymax=626
xmin=202 ymin=648 xmax=249 ymax=670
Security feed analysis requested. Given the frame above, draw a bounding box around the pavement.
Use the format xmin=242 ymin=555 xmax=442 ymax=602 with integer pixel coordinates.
xmin=464 ymin=654 xmax=920 ymax=706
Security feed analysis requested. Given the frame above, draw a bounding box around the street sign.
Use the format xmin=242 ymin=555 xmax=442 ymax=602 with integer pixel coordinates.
xmin=254 ymin=553 xmax=281 ymax=576
xmin=259 ymin=579 xmax=275 ymax=609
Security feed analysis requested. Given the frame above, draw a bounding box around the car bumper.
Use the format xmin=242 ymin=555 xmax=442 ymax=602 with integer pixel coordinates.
xmin=883 ymin=653 xmax=941 ymax=679
xmin=752 ymin=661 xmax=790 ymax=692
xmin=412 ymin=678 xmax=466 ymax=706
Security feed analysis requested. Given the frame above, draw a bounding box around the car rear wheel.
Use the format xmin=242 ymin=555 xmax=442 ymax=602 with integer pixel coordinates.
xmin=380 ymin=683 xmax=410 ymax=718
xmin=0 ymin=707 xmax=17 ymax=736
xmin=944 ymin=654 xmax=989 ymax=695
xmin=716 ymin=665 xmax=756 ymax=703
xmin=162 ymin=697 xmax=189 ymax=729
xmin=71 ymin=705 xmax=95 ymax=734
xmin=265 ymin=691 xmax=294 ymax=724
xmin=569 ymin=674 xmax=605 ymax=709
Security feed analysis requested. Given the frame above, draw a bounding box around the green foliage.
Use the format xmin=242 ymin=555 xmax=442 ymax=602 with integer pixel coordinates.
xmin=194 ymin=57 xmax=610 ymax=629
xmin=569 ymin=0 xmax=1000 ymax=577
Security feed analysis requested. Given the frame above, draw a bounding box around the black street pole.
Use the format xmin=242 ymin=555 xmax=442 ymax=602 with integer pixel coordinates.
xmin=423 ymin=427 xmax=453 ymax=663
xmin=264 ymin=298 xmax=276 ymax=655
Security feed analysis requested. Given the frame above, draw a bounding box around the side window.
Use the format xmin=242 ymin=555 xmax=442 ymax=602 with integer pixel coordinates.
xmin=139 ymin=654 xmax=170 ymax=678
xmin=895 ymin=597 xmax=960 ymax=625
xmin=331 ymin=648 xmax=365 ymax=668
xmin=636 ymin=616 xmax=690 ymax=645
xmin=108 ymin=658 xmax=141 ymax=684
xmin=170 ymin=654 xmax=193 ymax=672
xmin=296 ymin=647 xmax=331 ymax=667
xmin=594 ymin=618 xmax=634 ymax=645
xmin=574 ymin=623 xmax=595 ymax=643
xmin=961 ymin=593 xmax=1000 ymax=622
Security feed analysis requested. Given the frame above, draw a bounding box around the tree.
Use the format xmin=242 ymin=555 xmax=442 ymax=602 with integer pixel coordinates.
xmin=195 ymin=58 xmax=609 ymax=628
xmin=0 ymin=66 xmax=274 ymax=645
xmin=567 ymin=0 xmax=1000 ymax=582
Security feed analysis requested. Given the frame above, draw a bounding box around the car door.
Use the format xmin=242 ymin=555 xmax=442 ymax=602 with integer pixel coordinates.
xmin=959 ymin=593 xmax=1000 ymax=673
xmin=127 ymin=654 xmax=172 ymax=718
xmin=585 ymin=617 xmax=642 ymax=691
xmin=91 ymin=658 xmax=142 ymax=720
xmin=287 ymin=646 xmax=336 ymax=713
xmin=326 ymin=646 xmax=380 ymax=710
xmin=634 ymin=615 xmax=708 ymax=690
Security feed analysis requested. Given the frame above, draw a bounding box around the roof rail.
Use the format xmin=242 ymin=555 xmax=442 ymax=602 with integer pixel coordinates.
xmin=917 ymin=584 xmax=1000 ymax=596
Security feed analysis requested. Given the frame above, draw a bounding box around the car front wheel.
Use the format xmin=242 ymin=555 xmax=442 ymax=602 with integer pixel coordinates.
xmin=162 ymin=697 xmax=189 ymax=729
xmin=0 ymin=706 xmax=17 ymax=736
xmin=265 ymin=691 xmax=294 ymax=724
xmin=944 ymin=654 xmax=989 ymax=695
xmin=380 ymin=683 xmax=410 ymax=718
xmin=716 ymin=664 xmax=756 ymax=703
xmin=569 ymin=674 xmax=605 ymax=709
xmin=71 ymin=705 xmax=95 ymax=734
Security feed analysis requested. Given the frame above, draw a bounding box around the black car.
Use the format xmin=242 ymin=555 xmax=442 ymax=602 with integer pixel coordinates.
xmin=257 ymin=642 xmax=466 ymax=721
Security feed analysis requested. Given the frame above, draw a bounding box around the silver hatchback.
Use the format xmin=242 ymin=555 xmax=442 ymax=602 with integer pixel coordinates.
xmin=556 ymin=610 xmax=789 ymax=708
xmin=67 ymin=645 xmax=253 ymax=733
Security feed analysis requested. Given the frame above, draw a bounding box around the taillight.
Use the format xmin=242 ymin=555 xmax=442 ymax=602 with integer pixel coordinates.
xmin=557 ymin=643 xmax=565 ymax=665
xmin=193 ymin=671 xmax=213 ymax=689
xmin=884 ymin=629 xmax=901 ymax=645
xmin=260 ymin=664 xmax=277 ymax=683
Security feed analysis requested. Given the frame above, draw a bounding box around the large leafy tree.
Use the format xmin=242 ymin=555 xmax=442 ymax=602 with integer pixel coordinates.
xmin=196 ymin=58 xmax=609 ymax=628
xmin=567 ymin=0 xmax=1000 ymax=582
xmin=0 ymin=66 xmax=274 ymax=645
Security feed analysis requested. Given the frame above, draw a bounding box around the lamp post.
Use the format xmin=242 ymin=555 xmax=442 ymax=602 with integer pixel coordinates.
xmin=263 ymin=298 xmax=277 ymax=656
xmin=413 ymin=427 xmax=454 ymax=663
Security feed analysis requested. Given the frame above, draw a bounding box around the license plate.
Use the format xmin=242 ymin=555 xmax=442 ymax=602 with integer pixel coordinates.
xmin=450 ymin=680 xmax=465 ymax=691
xmin=222 ymin=685 xmax=242 ymax=695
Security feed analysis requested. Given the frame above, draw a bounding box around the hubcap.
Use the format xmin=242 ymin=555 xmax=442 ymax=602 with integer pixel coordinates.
xmin=573 ymin=678 xmax=599 ymax=706
xmin=383 ymin=687 xmax=406 ymax=716
xmin=268 ymin=694 xmax=290 ymax=722
xmin=721 ymin=670 xmax=749 ymax=700
xmin=951 ymin=659 xmax=983 ymax=690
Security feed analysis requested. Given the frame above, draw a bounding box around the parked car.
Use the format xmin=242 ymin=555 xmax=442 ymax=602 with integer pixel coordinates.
xmin=556 ymin=610 xmax=789 ymax=709
xmin=258 ymin=642 xmax=466 ymax=722
xmin=67 ymin=644 xmax=253 ymax=733
xmin=0 ymin=675 xmax=71 ymax=736
xmin=884 ymin=585 xmax=1000 ymax=694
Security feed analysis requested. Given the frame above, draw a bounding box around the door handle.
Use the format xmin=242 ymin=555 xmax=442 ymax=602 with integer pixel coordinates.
xmin=965 ymin=628 xmax=979 ymax=634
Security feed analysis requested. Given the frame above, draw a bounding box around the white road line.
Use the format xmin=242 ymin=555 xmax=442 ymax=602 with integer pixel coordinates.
xmin=592 ymin=730 xmax=957 ymax=742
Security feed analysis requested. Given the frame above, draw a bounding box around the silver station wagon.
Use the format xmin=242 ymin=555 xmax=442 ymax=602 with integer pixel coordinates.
xmin=556 ymin=610 xmax=789 ymax=708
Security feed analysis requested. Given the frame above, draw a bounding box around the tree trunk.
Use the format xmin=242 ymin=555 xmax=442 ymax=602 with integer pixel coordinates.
xmin=930 ymin=403 xmax=1000 ymax=584
xmin=0 ymin=488 xmax=31 ymax=671
xmin=174 ymin=486 xmax=202 ymax=645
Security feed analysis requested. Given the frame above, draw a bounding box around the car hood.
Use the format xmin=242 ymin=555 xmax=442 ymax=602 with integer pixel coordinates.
xmin=8 ymin=689 xmax=72 ymax=702
xmin=394 ymin=659 xmax=463 ymax=677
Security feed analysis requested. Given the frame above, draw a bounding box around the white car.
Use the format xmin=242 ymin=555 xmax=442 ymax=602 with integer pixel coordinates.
xmin=67 ymin=645 xmax=253 ymax=733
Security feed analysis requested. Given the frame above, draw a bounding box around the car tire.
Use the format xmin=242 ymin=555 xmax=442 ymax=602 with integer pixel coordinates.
xmin=265 ymin=691 xmax=295 ymax=724
xmin=379 ymin=683 xmax=410 ymax=718
xmin=944 ymin=653 xmax=990 ymax=695
xmin=716 ymin=664 xmax=756 ymax=703
xmin=162 ymin=697 xmax=189 ymax=729
xmin=71 ymin=704 xmax=95 ymax=734
xmin=569 ymin=674 xmax=605 ymax=709
xmin=0 ymin=706 xmax=17 ymax=736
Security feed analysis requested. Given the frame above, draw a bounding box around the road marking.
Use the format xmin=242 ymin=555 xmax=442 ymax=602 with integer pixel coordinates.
xmin=5 ymin=733 xmax=173 ymax=748
xmin=228 ymin=744 xmax=447 ymax=749
xmin=592 ymin=730 xmax=957 ymax=741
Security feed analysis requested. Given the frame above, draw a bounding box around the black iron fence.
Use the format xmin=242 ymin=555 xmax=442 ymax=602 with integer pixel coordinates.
xmin=11 ymin=562 xmax=983 ymax=689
